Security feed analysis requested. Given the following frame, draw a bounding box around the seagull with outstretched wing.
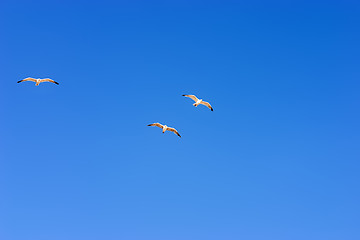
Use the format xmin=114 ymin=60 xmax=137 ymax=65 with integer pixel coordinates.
xmin=182 ymin=94 xmax=213 ymax=111
xmin=148 ymin=123 xmax=181 ymax=137
xmin=17 ymin=77 xmax=59 ymax=86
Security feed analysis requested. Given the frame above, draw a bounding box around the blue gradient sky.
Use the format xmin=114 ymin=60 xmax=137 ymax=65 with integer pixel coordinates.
xmin=1 ymin=1 xmax=360 ymax=239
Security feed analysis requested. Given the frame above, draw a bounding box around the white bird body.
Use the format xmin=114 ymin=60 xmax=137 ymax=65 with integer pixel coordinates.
xmin=148 ymin=123 xmax=181 ymax=137
xmin=194 ymin=99 xmax=202 ymax=107
xmin=183 ymin=94 xmax=213 ymax=111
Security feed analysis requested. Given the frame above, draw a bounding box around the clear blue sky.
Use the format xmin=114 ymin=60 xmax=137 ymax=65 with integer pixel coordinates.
xmin=1 ymin=1 xmax=360 ymax=239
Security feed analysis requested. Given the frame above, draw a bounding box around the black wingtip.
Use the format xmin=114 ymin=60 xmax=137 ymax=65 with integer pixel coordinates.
xmin=54 ymin=82 xmax=59 ymax=85
xmin=211 ymin=108 xmax=213 ymax=111
xmin=182 ymin=94 xmax=186 ymax=96
xmin=17 ymin=81 xmax=21 ymax=83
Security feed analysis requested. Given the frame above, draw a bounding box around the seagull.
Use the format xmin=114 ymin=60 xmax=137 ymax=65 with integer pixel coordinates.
xmin=17 ymin=77 xmax=59 ymax=86
xmin=147 ymin=123 xmax=181 ymax=137
xmin=182 ymin=94 xmax=213 ymax=111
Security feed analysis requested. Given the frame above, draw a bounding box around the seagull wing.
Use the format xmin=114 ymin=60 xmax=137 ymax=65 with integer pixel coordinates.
xmin=200 ymin=101 xmax=213 ymax=111
xmin=182 ymin=94 xmax=199 ymax=102
xmin=40 ymin=78 xmax=59 ymax=85
xmin=17 ymin=77 xmax=37 ymax=83
xmin=147 ymin=123 xmax=164 ymax=129
xmin=167 ymin=127 xmax=181 ymax=137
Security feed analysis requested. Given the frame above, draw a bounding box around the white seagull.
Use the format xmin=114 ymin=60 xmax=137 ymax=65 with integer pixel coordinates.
xmin=147 ymin=123 xmax=181 ymax=137
xmin=17 ymin=77 xmax=59 ymax=86
xmin=182 ymin=94 xmax=213 ymax=111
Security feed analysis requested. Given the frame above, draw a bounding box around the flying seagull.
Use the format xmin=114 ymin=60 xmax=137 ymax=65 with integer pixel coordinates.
xmin=17 ymin=77 xmax=59 ymax=86
xmin=147 ymin=123 xmax=181 ymax=137
xmin=182 ymin=94 xmax=213 ymax=111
